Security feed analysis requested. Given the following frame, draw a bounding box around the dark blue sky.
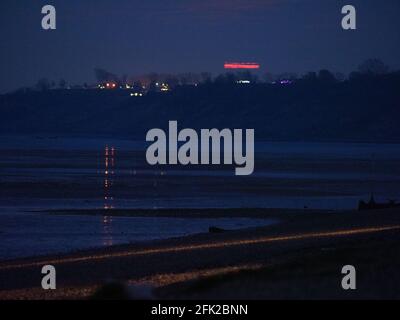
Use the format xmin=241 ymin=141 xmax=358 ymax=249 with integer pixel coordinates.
xmin=1 ymin=0 xmax=399 ymax=93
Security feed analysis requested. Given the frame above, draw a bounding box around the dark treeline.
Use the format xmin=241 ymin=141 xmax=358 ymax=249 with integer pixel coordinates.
xmin=1 ymin=59 xmax=399 ymax=142
xmin=15 ymin=58 xmax=392 ymax=92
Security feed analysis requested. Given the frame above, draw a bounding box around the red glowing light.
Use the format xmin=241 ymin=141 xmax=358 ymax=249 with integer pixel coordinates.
xmin=224 ymin=62 xmax=260 ymax=70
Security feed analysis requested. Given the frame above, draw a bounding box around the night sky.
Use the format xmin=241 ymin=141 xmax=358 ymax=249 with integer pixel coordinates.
xmin=1 ymin=0 xmax=399 ymax=93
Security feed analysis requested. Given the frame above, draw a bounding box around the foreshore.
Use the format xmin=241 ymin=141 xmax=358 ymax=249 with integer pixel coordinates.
xmin=0 ymin=207 xmax=399 ymax=300
xmin=46 ymin=207 xmax=328 ymax=219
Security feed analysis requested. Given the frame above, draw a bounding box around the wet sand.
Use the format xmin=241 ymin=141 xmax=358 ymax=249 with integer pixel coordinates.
xmin=46 ymin=207 xmax=329 ymax=218
xmin=0 ymin=208 xmax=399 ymax=300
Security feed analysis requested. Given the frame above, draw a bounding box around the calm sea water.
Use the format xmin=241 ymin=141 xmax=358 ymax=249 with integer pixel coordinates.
xmin=1 ymin=136 xmax=400 ymax=259
xmin=0 ymin=209 xmax=274 ymax=260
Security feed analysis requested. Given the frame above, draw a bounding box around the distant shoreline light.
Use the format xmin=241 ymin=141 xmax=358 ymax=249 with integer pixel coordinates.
xmin=224 ymin=62 xmax=260 ymax=70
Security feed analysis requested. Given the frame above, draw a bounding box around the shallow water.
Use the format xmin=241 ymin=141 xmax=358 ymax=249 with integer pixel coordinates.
xmin=1 ymin=136 xmax=399 ymax=210
xmin=0 ymin=209 xmax=275 ymax=260
xmin=1 ymin=136 xmax=400 ymax=259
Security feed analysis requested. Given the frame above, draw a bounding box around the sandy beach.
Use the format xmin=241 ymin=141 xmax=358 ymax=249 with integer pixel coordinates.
xmin=0 ymin=207 xmax=399 ymax=300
